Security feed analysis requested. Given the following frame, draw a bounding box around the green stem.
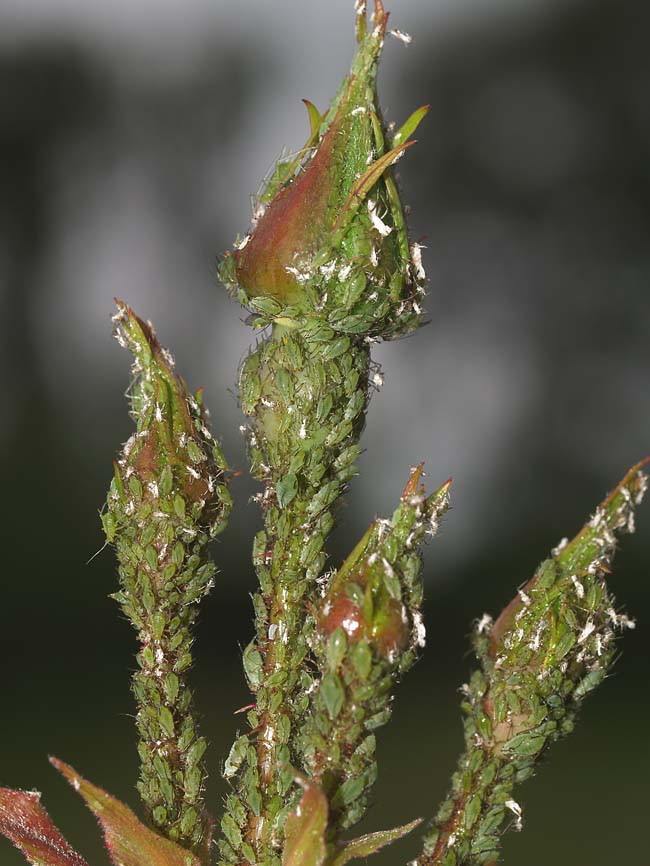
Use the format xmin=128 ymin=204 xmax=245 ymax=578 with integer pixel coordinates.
xmin=219 ymin=332 xmax=370 ymax=866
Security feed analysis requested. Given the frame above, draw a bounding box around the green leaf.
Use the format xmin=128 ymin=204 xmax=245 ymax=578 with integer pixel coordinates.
xmin=282 ymin=774 xmax=328 ymax=866
xmin=0 ymin=787 xmax=89 ymax=866
xmin=51 ymin=759 xmax=202 ymax=866
xmin=327 ymin=818 xmax=422 ymax=866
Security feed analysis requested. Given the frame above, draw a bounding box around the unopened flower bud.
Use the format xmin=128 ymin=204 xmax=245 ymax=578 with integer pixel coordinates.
xmin=301 ymin=467 xmax=451 ymax=832
xmin=220 ymin=0 xmax=428 ymax=339
xmin=104 ymin=301 xmax=231 ymax=853
xmin=108 ymin=301 xmax=230 ymax=535
xmin=419 ymin=461 xmax=648 ymax=866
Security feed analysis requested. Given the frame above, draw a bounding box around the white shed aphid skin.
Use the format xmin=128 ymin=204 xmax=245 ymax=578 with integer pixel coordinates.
xmin=160 ymin=346 xmax=176 ymax=368
xmin=587 ymin=558 xmax=605 ymax=575
xmin=234 ymin=234 xmax=251 ymax=251
xmin=410 ymin=242 xmax=426 ymax=281
xmin=578 ymin=620 xmax=596 ymax=644
xmin=571 ymin=574 xmax=585 ymax=599
xmin=634 ymin=471 xmax=649 ymax=504
xmin=319 ymin=259 xmax=338 ymax=278
xmin=338 ymin=262 xmax=353 ymax=281
xmin=606 ymin=608 xmax=636 ymax=630
xmin=285 ymin=265 xmax=312 ymax=283
xmin=505 ymin=798 xmax=523 ymax=831
xmin=367 ymin=199 xmax=393 ymax=236
xmin=518 ymin=589 xmax=532 ymax=606
xmin=476 ymin=613 xmax=493 ymax=634
xmin=589 ymin=507 xmax=605 ymax=528
xmin=251 ymin=201 xmax=267 ymax=226
xmin=375 ymin=517 xmax=392 ymax=539
xmin=390 ymin=28 xmax=413 ymax=45
xmin=412 ymin=610 xmax=427 ymax=648
xmin=528 ymin=620 xmax=546 ymax=652
xmin=351 ymin=105 xmax=367 ymax=116
xmin=551 ymin=537 xmax=569 ymax=556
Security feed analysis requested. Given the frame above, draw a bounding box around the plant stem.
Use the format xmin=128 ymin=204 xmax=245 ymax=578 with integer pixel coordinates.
xmin=219 ymin=331 xmax=370 ymax=866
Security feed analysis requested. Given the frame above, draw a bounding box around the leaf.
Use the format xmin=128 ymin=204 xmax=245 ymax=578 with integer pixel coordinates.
xmin=0 ymin=787 xmax=89 ymax=866
xmin=50 ymin=759 xmax=201 ymax=866
xmin=327 ymin=819 xmax=422 ymax=866
xmin=282 ymin=774 xmax=328 ymax=866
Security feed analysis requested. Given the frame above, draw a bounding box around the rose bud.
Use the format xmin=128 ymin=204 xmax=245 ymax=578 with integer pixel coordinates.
xmin=219 ymin=0 xmax=430 ymax=339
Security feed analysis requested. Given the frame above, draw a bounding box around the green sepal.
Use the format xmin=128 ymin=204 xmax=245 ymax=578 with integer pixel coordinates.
xmin=331 ymin=141 xmax=416 ymax=239
xmin=303 ymin=99 xmax=324 ymax=138
xmin=392 ymin=105 xmax=430 ymax=148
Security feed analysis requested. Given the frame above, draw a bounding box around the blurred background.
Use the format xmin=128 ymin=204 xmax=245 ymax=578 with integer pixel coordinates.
xmin=0 ymin=0 xmax=648 ymax=863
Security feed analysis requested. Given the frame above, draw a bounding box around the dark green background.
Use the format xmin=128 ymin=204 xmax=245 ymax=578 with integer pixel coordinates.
xmin=0 ymin=0 xmax=648 ymax=864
